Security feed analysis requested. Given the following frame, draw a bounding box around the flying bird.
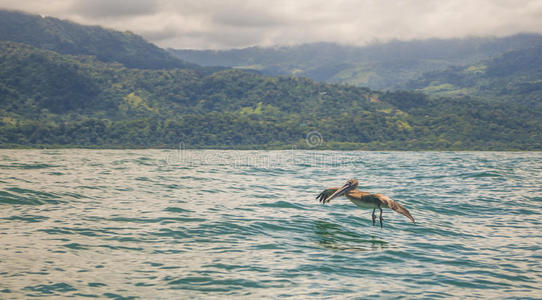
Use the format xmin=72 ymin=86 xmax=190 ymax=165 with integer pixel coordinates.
xmin=316 ymin=179 xmax=415 ymax=227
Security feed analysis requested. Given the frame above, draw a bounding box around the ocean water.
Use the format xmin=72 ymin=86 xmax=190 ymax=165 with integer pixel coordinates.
xmin=0 ymin=149 xmax=541 ymax=299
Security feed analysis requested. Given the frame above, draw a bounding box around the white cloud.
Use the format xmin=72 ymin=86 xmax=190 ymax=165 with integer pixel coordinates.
xmin=1 ymin=0 xmax=541 ymax=49
xmin=71 ymin=0 xmax=159 ymax=18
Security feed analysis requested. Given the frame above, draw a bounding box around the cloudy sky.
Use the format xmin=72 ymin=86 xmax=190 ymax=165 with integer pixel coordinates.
xmin=1 ymin=0 xmax=542 ymax=49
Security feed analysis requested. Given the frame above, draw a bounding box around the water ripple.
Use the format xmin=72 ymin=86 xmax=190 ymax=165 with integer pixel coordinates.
xmin=0 ymin=150 xmax=541 ymax=298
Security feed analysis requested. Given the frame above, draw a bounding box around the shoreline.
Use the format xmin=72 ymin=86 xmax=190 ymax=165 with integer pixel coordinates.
xmin=1 ymin=146 xmax=540 ymax=152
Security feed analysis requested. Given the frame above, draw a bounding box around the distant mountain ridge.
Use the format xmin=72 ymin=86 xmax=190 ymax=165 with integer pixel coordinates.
xmin=405 ymin=44 xmax=542 ymax=106
xmin=0 ymin=9 xmax=194 ymax=70
xmin=169 ymin=35 xmax=542 ymax=89
xmin=1 ymin=40 xmax=540 ymax=150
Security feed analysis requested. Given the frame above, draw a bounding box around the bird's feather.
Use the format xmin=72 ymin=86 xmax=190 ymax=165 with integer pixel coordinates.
xmin=316 ymin=188 xmax=338 ymax=203
xmin=373 ymin=194 xmax=416 ymax=224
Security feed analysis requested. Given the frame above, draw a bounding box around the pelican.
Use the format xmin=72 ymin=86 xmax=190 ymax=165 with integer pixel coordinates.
xmin=316 ymin=179 xmax=415 ymax=227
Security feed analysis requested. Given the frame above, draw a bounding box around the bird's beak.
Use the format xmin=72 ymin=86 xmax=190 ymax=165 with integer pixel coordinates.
xmin=326 ymin=182 xmax=353 ymax=202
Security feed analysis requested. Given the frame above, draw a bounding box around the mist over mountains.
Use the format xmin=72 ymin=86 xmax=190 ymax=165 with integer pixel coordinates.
xmin=170 ymin=34 xmax=542 ymax=90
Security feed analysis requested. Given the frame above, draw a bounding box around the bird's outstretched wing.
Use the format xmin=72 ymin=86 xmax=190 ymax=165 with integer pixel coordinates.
xmin=371 ymin=194 xmax=416 ymax=224
xmin=316 ymin=188 xmax=338 ymax=204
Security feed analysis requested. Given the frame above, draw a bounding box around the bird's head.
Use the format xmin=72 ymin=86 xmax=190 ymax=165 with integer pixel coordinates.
xmin=345 ymin=179 xmax=359 ymax=188
xmin=326 ymin=179 xmax=359 ymax=202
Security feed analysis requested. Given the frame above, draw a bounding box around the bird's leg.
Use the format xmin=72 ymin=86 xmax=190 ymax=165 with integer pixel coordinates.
xmin=372 ymin=208 xmax=376 ymax=226
xmin=379 ymin=205 xmax=384 ymax=228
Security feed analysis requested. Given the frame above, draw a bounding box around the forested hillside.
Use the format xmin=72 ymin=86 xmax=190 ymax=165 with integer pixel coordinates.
xmin=169 ymin=35 xmax=542 ymax=90
xmin=0 ymin=10 xmax=540 ymax=150
xmin=0 ymin=10 xmax=194 ymax=70
xmin=405 ymin=45 xmax=542 ymax=108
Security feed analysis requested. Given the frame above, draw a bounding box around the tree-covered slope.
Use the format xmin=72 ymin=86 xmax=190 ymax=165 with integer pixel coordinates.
xmin=169 ymin=35 xmax=542 ymax=89
xmin=1 ymin=41 xmax=540 ymax=150
xmin=405 ymin=45 xmax=542 ymax=109
xmin=0 ymin=9 xmax=194 ymax=70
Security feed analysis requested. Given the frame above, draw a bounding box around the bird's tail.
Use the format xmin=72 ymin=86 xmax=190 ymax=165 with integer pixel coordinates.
xmin=380 ymin=195 xmax=416 ymax=224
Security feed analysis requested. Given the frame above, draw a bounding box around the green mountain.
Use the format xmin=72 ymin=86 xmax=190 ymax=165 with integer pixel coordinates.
xmin=1 ymin=40 xmax=540 ymax=150
xmin=169 ymin=35 xmax=542 ymax=90
xmin=405 ymin=45 xmax=542 ymax=107
xmin=0 ymin=10 xmax=194 ymax=70
xmin=0 ymin=10 xmax=540 ymax=150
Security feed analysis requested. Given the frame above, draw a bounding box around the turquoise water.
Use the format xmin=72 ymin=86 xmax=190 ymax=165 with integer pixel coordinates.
xmin=1 ymin=150 xmax=541 ymax=299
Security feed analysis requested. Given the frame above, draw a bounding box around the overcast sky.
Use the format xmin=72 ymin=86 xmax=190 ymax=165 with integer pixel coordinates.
xmin=1 ymin=0 xmax=542 ymax=49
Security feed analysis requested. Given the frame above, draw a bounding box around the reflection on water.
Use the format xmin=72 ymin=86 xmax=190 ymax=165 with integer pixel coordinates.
xmin=315 ymin=221 xmax=388 ymax=252
xmin=0 ymin=150 xmax=541 ymax=298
